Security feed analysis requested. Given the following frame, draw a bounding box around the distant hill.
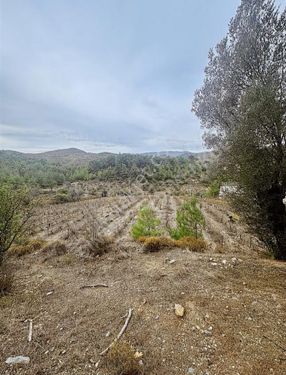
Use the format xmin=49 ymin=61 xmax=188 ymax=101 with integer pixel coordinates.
xmin=0 ymin=148 xmax=213 ymax=166
xmin=0 ymin=148 xmax=112 ymax=166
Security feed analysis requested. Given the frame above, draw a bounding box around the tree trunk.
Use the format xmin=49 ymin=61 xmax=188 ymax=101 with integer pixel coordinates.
xmin=275 ymin=231 xmax=286 ymax=260
xmin=267 ymin=184 xmax=286 ymax=260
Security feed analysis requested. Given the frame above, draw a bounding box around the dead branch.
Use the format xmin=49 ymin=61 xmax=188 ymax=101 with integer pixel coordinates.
xmin=79 ymin=284 xmax=108 ymax=289
xmin=100 ymin=308 xmax=133 ymax=356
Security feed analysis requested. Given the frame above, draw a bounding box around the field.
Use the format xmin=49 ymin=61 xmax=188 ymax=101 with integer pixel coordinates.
xmin=1 ymin=183 xmax=286 ymax=375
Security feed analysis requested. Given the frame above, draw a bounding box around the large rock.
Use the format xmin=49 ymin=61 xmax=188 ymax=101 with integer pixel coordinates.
xmin=5 ymin=356 xmax=30 ymax=365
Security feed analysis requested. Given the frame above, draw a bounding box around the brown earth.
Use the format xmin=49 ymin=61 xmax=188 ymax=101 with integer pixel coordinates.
xmin=1 ymin=191 xmax=286 ymax=375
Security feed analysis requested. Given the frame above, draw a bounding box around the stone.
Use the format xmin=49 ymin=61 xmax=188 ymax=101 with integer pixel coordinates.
xmin=175 ymin=304 xmax=185 ymax=317
xmin=5 ymin=356 xmax=30 ymax=365
xmin=169 ymin=259 xmax=176 ymax=264
xmin=134 ymin=351 xmax=143 ymax=359
xmin=187 ymin=367 xmax=195 ymax=374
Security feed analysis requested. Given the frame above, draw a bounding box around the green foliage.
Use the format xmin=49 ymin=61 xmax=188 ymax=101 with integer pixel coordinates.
xmin=0 ymin=151 xmax=93 ymax=188
xmin=0 ymin=184 xmax=32 ymax=264
xmin=53 ymin=192 xmax=71 ymax=204
xmin=89 ymin=154 xmax=196 ymax=182
xmin=169 ymin=197 xmax=205 ymax=239
xmin=192 ymin=0 xmax=286 ymax=259
xmin=205 ymin=180 xmax=220 ymax=198
xmin=131 ymin=206 xmax=161 ymax=239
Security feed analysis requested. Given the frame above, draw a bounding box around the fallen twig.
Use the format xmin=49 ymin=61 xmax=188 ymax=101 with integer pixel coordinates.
xmin=80 ymin=284 xmax=108 ymax=289
xmin=27 ymin=319 xmax=33 ymax=342
xmin=100 ymin=308 xmax=133 ymax=356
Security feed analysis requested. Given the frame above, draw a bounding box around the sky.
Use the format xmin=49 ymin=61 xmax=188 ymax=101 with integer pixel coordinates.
xmin=0 ymin=0 xmax=285 ymax=154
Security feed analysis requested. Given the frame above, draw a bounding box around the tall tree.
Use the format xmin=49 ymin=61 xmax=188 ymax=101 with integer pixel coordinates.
xmin=192 ymin=0 xmax=286 ymax=259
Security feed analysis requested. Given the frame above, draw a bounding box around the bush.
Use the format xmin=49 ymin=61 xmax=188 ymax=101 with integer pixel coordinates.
xmin=169 ymin=197 xmax=205 ymax=239
xmin=205 ymin=180 xmax=221 ymax=198
xmin=53 ymin=192 xmax=71 ymax=204
xmin=131 ymin=206 xmax=161 ymax=239
xmin=103 ymin=341 xmax=143 ymax=375
xmin=0 ymin=264 xmax=13 ymax=296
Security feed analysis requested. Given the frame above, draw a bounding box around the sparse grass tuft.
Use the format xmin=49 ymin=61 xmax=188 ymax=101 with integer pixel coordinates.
xmin=8 ymin=239 xmax=45 ymax=257
xmin=88 ymin=235 xmax=114 ymax=256
xmin=139 ymin=236 xmax=173 ymax=252
xmin=175 ymin=237 xmax=207 ymax=252
xmin=42 ymin=240 xmax=67 ymax=256
xmin=138 ymin=236 xmax=207 ymax=253
xmin=103 ymin=341 xmax=143 ymax=375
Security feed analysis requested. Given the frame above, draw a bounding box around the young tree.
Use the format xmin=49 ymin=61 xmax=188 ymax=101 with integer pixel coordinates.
xmin=0 ymin=184 xmax=32 ymax=264
xmin=192 ymin=0 xmax=286 ymax=259
xmin=170 ymin=198 xmax=205 ymax=239
xmin=131 ymin=206 xmax=161 ymax=239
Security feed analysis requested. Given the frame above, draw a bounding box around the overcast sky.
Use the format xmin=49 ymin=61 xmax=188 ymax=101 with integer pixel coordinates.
xmin=0 ymin=0 xmax=285 ymax=153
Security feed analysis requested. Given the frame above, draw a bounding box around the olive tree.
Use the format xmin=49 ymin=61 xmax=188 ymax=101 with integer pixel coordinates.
xmin=192 ymin=0 xmax=286 ymax=259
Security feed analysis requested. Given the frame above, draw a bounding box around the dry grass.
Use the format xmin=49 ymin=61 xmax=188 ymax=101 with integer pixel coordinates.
xmin=138 ymin=236 xmax=207 ymax=253
xmin=175 ymin=237 xmax=207 ymax=252
xmin=103 ymin=341 xmax=143 ymax=375
xmin=42 ymin=240 xmax=67 ymax=256
xmin=138 ymin=236 xmax=173 ymax=252
xmin=8 ymin=238 xmax=45 ymax=257
xmin=88 ymin=234 xmax=115 ymax=256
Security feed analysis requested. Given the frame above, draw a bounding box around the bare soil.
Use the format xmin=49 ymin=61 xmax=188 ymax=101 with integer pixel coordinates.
xmin=1 ymin=190 xmax=286 ymax=375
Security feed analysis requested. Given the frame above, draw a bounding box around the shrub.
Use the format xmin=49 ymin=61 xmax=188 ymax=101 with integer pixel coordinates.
xmin=205 ymin=180 xmax=221 ymax=198
xmin=53 ymin=192 xmax=71 ymax=204
xmin=131 ymin=206 xmax=161 ymax=239
xmin=0 ymin=264 xmax=13 ymax=296
xmin=103 ymin=341 xmax=142 ymax=375
xmin=169 ymin=197 xmax=205 ymax=239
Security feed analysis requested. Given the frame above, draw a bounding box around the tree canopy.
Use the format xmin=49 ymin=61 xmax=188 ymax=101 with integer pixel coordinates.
xmin=193 ymin=0 xmax=286 ymax=259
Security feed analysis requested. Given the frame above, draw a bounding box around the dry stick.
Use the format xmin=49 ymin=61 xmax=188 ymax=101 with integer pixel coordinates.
xmin=79 ymin=284 xmax=108 ymax=289
xmin=27 ymin=319 xmax=33 ymax=342
xmin=100 ymin=308 xmax=133 ymax=356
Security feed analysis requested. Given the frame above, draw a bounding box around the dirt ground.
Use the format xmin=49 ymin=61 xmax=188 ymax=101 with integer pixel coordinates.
xmin=1 ymin=191 xmax=286 ymax=375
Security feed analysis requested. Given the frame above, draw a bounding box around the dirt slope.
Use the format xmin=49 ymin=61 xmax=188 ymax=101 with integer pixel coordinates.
xmin=1 ymin=194 xmax=286 ymax=375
